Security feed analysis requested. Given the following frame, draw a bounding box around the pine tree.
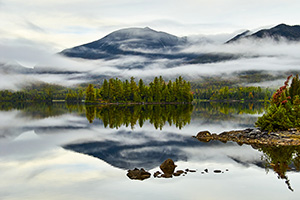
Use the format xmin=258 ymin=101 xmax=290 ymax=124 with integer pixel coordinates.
xmin=138 ymin=79 xmax=146 ymax=102
xmin=102 ymin=79 xmax=109 ymax=100
xmin=108 ymin=78 xmax=116 ymax=102
xmin=130 ymin=77 xmax=138 ymax=102
xmin=153 ymin=77 xmax=161 ymax=102
xmin=85 ymin=84 xmax=95 ymax=103
xmin=123 ymin=79 xmax=130 ymax=101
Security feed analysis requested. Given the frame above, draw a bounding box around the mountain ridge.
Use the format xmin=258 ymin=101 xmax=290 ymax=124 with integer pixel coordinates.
xmin=61 ymin=27 xmax=189 ymax=60
xmin=226 ymin=23 xmax=300 ymax=43
xmin=61 ymin=24 xmax=300 ymax=65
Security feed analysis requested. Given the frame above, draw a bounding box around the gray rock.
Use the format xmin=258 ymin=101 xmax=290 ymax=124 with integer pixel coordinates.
xmin=270 ymin=132 xmax=280 ymax=138
xmin=249 ymin=129 xmax=261 ymax=135
xmin=244 ymin=128 xmax=253 ymax=133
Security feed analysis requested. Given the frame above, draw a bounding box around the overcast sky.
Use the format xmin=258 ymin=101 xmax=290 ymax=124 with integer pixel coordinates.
xmin=1 ymin=0 xmax=300 ymax=51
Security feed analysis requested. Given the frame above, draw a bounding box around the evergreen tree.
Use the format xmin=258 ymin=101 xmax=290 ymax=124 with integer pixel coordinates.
xmin=85 ymin=84 xmax=95 ymax=103
xmin=102 ymin=79 xmax=109 ymax=100
xmin=256 ymin=75 xmax=300 ymax=131
xmin=130 ymin=77 xmax=138 ymax=102
xmin=108 ymin=78 xmax=116 ymax=102
xmin=123 ymin=79 xmax=131 ymax=101
xmin=153 ymin=77 xmax=161 ymax=102
xmin=138 ymin=79 xmax=146 ymax=102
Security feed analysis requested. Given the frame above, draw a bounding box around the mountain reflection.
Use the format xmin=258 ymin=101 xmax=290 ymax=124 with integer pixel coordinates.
xmin=64 ymin=131 xmax=204 ymax=170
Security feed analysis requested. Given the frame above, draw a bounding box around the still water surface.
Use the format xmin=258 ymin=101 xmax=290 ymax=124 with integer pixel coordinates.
xmin=0 ymin=102 xmax=299 ymax=200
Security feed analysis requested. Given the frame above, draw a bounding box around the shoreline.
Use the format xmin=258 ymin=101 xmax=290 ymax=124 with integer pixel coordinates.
xmin=194 ymin=128 xmax=300 ymax=146
xmin=84 ymin=101 xmax=192 ymax=105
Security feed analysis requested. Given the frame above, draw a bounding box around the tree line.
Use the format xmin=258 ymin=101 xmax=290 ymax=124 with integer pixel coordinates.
xmin=82 ymin=76 xmax=193 ymax=103
xmin=0 ymin=83 xmax=70 ymax=103
xmin=0 ymin=76 xmax=274 ymax=104
xmin=193 ymin=86 xmax=273 ymax=101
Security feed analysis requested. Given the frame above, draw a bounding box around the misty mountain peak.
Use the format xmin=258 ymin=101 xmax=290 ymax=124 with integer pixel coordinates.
xmin=61 ymin=27 xmax=187 ymax=60
xmin=225 ymin=30 xmax=251 ymax=43
xmin=226 ymin=23 xmax=300 ymax=43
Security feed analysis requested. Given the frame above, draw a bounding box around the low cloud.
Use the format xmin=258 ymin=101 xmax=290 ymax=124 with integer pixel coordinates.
xmin=1 ymin=36 xmax=300 ymax=90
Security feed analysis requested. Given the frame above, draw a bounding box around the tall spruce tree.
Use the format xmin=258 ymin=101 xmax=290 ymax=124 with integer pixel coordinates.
xmin=85 ymin=84 xmax=95 ymax=102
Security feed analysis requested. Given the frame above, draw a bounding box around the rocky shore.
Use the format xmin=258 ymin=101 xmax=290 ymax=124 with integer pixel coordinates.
xmin=194 ymin=128 xmax=300 ymax=146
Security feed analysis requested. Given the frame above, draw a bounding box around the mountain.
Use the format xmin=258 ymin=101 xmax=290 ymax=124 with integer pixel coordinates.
xmin=226 ymin=24 xmax=300 ymax=43
xmin=60 ymin=27 xmax=241 ymax=67
xmin=225 ymin=30 xmax=251 ymax=44
xmin=59 ymin=24 xmax=300 ymax=72
xmin=61 ymin=27 xmax=190 ymax=60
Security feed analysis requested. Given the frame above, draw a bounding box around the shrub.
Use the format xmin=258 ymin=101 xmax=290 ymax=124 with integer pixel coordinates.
xmin=256 ymin=75 xmax=300 ymax=131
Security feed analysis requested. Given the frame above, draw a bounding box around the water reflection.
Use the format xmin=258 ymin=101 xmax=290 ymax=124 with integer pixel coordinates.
xmin=192 ymin=101 xmax=264 ymax=121
xmin=64 ymin=133 xmax=300 ymax=192
xmin=257 ymin=145 xmax=300 ymax=191
xmin=0 ymin=101 xmax=265 ymax=129
xmin=85 ymin=104 xmax=193 ymax=130
xmin=64 ymin=131 xmax=204 ymax=170
xmin=1 ymin=102 xmax=300 ymax=199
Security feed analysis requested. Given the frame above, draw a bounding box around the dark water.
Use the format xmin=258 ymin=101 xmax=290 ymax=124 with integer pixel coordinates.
xmin=0 ymin=102 xmax=299 ymax=200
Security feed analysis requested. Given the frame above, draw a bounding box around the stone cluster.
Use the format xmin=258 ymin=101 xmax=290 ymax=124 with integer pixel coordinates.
xmin=194 ymin=128 xmax=300 ymax=146
xmin=126 ymin=159 xmax=197 ymax=180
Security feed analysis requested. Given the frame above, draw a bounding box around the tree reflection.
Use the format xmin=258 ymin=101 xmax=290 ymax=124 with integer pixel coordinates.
xmin=258 ymin=145 xmax=300 ymax=191
xmin=193 ymin=102 xmax=264 ymax=120
xmin=85 ymin=105 xmax=96 ymax=123
xmin=84 ymin=104 xmax=193 ymax=129
xmin=0 ymin=101 xmax=264 ymax=123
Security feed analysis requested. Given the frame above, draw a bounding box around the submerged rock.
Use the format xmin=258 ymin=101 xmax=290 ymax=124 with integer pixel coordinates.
xmin=153 ymin=171 xmax=161 ymax=178
xmin=161 ymin=173 xmax=173 ymax=178
xmin=160 ymin=158 xmax=177 ymax=175
xmin=195 ymin=131 xmax=213 ymax=142
xmin=127 ymin=168 xmax=151 ymax=180
xmin=173 ymin=170 xmax=185 ymax=176
xmin=214 ymin=170 xmax=222 ymax=173
xmin=197 ymin=131 xmax=211 ymax=137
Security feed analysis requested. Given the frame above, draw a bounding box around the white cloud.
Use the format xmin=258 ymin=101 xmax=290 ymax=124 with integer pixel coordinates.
xmin=1 ymin=0 xmax=300 ymax=50
xmin=0 ymin=0 xmax=300 ymax=89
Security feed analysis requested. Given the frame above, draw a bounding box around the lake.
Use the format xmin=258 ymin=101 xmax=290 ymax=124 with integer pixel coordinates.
xmin=0 ymin=102 xmax=299 ymax=200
